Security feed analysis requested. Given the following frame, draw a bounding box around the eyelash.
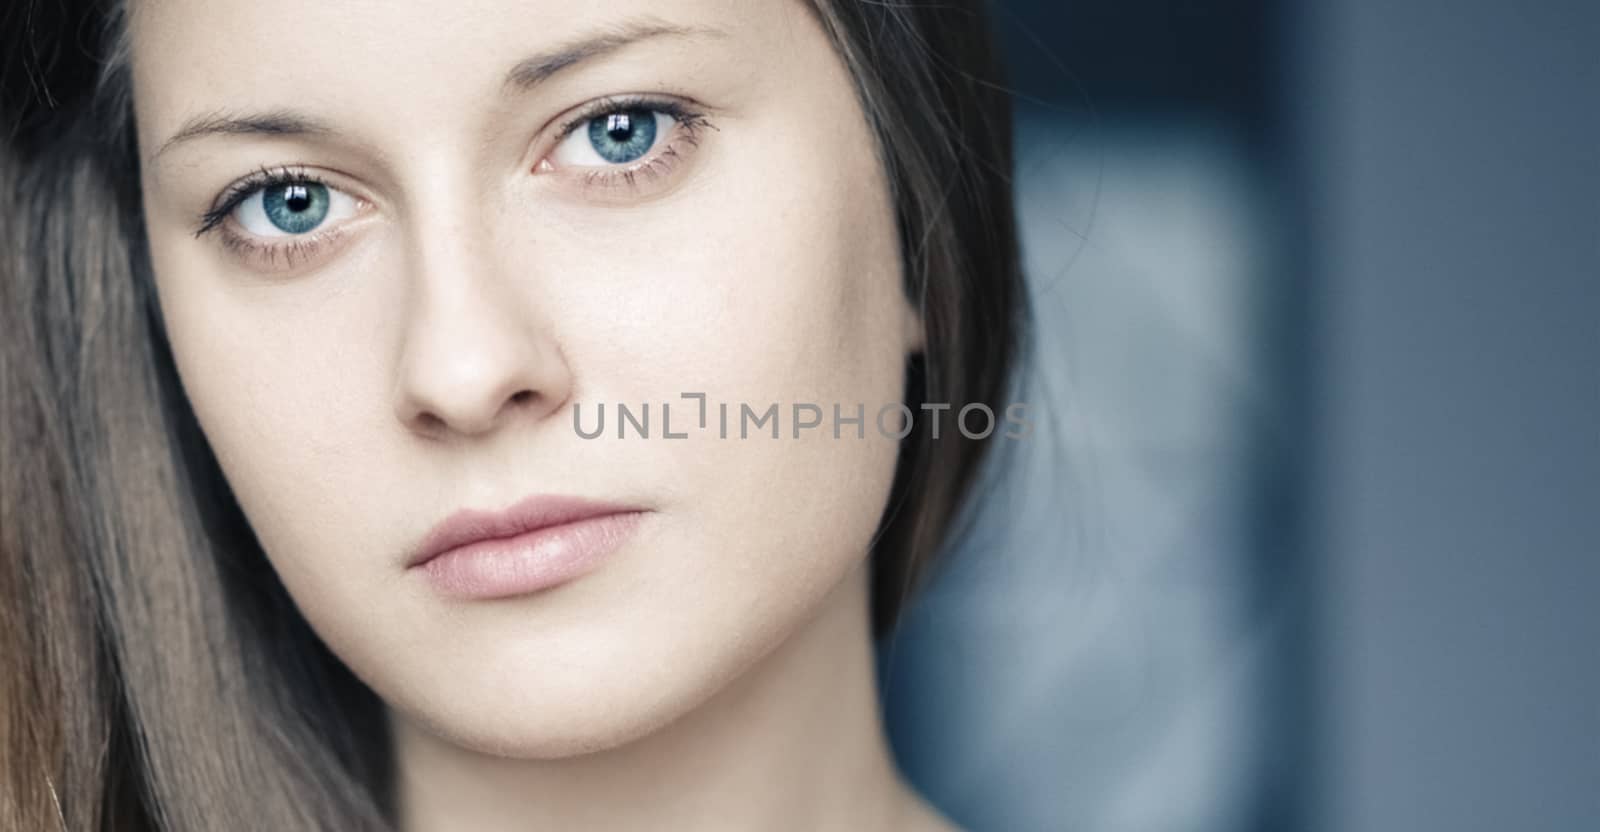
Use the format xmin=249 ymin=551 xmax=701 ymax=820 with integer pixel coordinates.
xmin=544 ymin=95 xmax=713 ymax=197
xmin=191 ymin=165 xmax=348 ymax=269
xmin=192 ymin=97 xmax=714 ymax=269
xmin=546 ymin=95 xmax=715 ymax=191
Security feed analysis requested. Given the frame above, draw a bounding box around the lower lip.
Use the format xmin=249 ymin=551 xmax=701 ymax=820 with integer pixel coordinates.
xmin=414 ymin=512 xmax=645 ymax=600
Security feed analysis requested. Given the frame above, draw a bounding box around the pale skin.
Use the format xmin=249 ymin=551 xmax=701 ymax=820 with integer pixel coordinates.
xmin=130 ymin=0 xmax=954 ymax=829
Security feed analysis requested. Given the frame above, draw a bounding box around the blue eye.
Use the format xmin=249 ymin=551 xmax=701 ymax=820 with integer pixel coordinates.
xmin=260 ymin=183 xmax=330 ymax=233
xmin=539 ymin=99 xmax=711 ymax=192
xmin=550 ymin=105 xmax=680 ymax=170
xmin=228 ymin=179 xmax=359 ymax=238
xmin=586 ymin=108 xmax=659 ymax=164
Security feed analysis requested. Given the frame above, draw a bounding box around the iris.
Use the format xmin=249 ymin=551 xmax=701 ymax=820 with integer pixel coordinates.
xmin=587 ymin=108 xmax=659 ymax=164
xmin=262 ymin=182 xmax=331 ymax=234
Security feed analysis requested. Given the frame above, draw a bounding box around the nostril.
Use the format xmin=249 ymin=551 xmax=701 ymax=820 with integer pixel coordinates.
xmin=403 ymin=389 xmax=549 ymax=437
xmin=416 ymin=411 xmax=446 ymax=433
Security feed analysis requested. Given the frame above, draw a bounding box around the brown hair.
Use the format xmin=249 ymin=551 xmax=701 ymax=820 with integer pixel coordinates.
xmin=1 ymin=0 xmax=1027 ymax=827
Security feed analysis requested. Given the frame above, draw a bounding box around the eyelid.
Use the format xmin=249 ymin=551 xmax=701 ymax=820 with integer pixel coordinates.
xmin=234 ymin=183 xmax=362 ymax=238
xmin=195 ymin=165 xmax=369 ymax=237
xmin=215 ymin=225 xmax=350 ymax=273
xmin=534 ymin=94 xmax=715 ymax=196
xmin=195 ymin=165 xmax=374 ymax=273
xmin=546 ymin=93 xmax=703 ymax=144
xmin=548 ymin=110 xmax=676 ymax=169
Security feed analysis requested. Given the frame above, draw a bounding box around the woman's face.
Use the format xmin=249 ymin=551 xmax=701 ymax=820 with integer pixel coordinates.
xmin=130 ymin=0 xmax=920 ymax=756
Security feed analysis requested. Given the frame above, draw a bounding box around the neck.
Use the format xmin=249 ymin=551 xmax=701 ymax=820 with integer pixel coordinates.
xmin=389 ymin=560 xmax=923 ymax=832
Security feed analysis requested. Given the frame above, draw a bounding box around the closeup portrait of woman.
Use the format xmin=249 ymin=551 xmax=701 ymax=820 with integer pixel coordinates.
xmin=2 ymin=0 xmax=1027 ymax=829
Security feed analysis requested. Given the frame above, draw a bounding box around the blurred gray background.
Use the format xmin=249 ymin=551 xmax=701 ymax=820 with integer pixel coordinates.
xmin=877 ymin=1 xmax=1599 ymax=830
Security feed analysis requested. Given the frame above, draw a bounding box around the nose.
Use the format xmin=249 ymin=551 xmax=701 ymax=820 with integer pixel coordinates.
xmin=392 ymin=222 xmax=572 ymax=439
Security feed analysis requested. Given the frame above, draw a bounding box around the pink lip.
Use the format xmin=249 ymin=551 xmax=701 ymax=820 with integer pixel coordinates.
xmin=408 ymin=495 xmax=647 ymax=600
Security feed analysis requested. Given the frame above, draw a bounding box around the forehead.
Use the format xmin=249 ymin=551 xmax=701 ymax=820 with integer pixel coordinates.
xmin=127 ymin=0 xmax=785 ymax=154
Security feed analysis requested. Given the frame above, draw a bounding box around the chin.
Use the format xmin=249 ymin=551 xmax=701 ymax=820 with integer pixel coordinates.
xmin=412 ymin=699 xmax=681 ymax=761
xmin=381 ymin=609 xmax=783 ymax=761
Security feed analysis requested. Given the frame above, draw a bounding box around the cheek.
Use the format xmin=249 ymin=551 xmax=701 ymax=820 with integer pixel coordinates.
xmin=626 ymin=131 xmax=910 ymax=631
xmin=506 ymin=90 xmax=912 ymax=581
xmin=146 ymin=234 xmax=397 ymax=597
xmin=564 ymin=118 xmax=910 ymax=553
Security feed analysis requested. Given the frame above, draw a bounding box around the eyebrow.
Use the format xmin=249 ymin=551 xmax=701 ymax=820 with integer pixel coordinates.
xmin=152 ymin=110 xmax=333 ymax=162
xmin=151 ymin=17 xmax=723 ymax=164
xmin=503 ymin=18 xmax=721 ymax=91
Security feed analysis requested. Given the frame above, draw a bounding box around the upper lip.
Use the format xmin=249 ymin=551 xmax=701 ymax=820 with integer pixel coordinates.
xmin=406 ymin=494 xmax=645 ymax=568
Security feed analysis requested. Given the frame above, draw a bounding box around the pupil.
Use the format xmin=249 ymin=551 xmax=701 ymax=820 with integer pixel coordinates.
xmin=284 ymin=185 xmax=311 ymax=213
xmin=606 ymin=113 xmax=634 ymax=142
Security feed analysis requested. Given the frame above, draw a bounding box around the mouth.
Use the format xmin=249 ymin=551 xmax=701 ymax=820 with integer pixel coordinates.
xmin=407 ymin=495 xmax=648 ymax=600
